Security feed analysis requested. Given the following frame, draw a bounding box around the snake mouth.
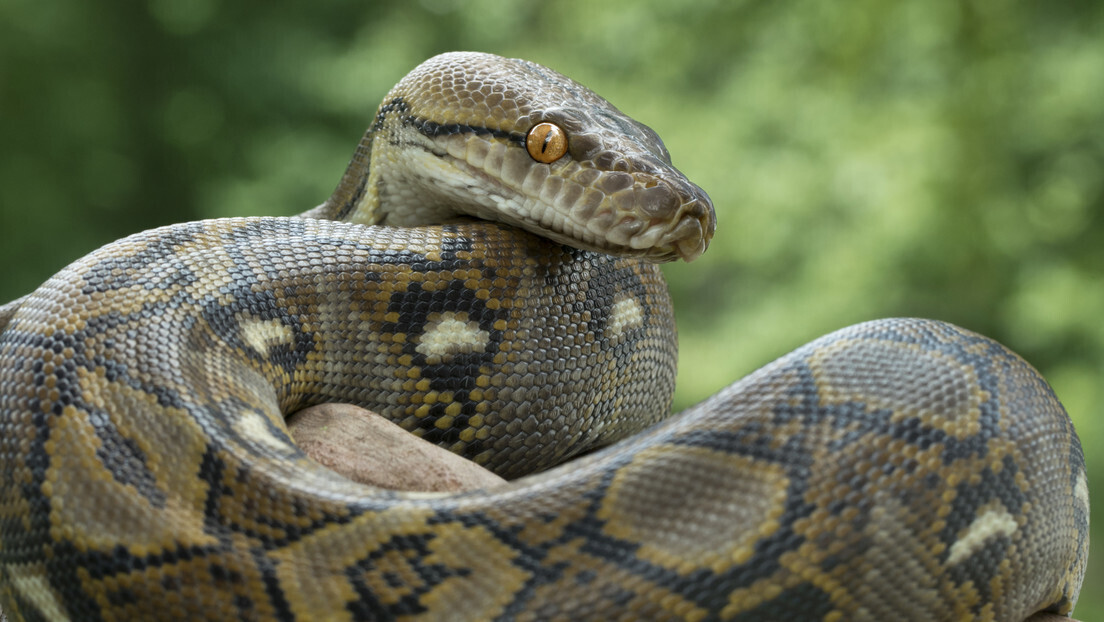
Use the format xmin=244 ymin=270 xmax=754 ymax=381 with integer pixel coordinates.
xmin=518 ymin=178 xmax=714 ymax=262
xmin=388 ymin=128 xmax=716 ymax=262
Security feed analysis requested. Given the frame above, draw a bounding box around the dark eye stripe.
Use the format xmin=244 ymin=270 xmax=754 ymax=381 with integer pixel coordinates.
xmin=406 ymin=117 xmax=525 ymax=147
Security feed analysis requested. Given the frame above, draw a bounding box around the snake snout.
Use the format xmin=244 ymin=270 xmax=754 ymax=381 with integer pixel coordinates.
xmin=668 ymin=191 xmax=715 ymax=263
xmin=626 ymin=177 xmax=714 ymax=263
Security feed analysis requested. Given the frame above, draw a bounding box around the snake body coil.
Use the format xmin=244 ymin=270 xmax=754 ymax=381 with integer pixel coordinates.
xmin=0 ymin=52 xmax=1089 ymax=621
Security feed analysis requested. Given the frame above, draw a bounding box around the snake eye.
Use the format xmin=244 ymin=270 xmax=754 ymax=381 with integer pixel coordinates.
xmin=526 ymin=122 xmax=568 ymax=163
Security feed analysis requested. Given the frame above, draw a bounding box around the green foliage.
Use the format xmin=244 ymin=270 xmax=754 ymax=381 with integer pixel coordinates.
xmin=1 ymin=0 xmax=1100 ymax=615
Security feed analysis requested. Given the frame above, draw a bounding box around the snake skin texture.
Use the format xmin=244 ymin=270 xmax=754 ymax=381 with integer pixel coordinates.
xmin=0 ymin=52 xmax=1089 ymax=621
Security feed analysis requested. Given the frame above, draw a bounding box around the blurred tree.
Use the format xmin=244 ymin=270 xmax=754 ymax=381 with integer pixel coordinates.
xmin=0 ymin=0 xmax=1100 ymax=616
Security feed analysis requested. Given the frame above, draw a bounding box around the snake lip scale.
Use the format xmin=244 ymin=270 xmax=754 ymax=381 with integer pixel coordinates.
xmin=0 ymin=52 xmax=1089 ymax=621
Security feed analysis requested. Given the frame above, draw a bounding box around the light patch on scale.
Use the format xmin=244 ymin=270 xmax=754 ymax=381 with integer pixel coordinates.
xmin=240 ymin=316 xmax=294 ymax=357
xmin=10 ymin=566 xmax=70 ymax=621
xmin=1074 ymin=469 xmax=1089 ymax=513
xmin=947 ymin=506 xmax=1017 ymax=565
xmin=415 ymin=311 xmax=489 ymax=364
xmin=236 ymin=410 xmax=291 ymax=453
xmin=608 ymin=295 xmax=644 ymax=338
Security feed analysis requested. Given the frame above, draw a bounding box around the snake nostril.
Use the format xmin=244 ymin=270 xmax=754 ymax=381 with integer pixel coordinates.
xmin=687 ymin=190 xmax=716 ymax=239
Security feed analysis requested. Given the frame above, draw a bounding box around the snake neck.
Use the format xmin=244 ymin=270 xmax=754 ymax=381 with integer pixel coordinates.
xmin=304 ymin=127 xmax=381 ymax=223
xmin=304 ymin=96 xmax=481 ymax=229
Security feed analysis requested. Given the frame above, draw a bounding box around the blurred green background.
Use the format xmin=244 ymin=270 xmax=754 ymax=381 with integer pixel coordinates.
xmin=1 ymin=0 xmax=1099 ymax=616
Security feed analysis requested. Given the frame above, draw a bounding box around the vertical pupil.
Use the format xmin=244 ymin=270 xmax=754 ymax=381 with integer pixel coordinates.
xmin=527 ymin=123 xmax=564 ymax=163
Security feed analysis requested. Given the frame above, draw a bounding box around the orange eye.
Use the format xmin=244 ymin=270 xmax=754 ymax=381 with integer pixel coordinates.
xmin=526 ymin=122 xmax=568 ymax=163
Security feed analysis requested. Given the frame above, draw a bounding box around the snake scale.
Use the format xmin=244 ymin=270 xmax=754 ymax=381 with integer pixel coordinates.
xmin=0 ymin=52 xmax=1089 ymax=621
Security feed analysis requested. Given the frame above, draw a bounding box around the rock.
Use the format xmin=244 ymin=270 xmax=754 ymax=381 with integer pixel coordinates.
xmin=287 ymin=403 xmax=507 ymax=492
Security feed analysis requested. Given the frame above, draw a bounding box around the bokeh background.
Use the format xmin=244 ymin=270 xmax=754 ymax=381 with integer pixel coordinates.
xmin=1 ymin=0 xmax=1100 ymax=616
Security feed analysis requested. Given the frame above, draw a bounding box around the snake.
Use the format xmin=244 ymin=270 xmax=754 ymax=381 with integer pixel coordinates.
xmin=0 ymin=51 xmax=1089 ymax=621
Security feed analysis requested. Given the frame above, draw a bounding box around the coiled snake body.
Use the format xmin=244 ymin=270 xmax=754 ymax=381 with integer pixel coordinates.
xmin=0 ymin=52 xmax=1089 ymax=621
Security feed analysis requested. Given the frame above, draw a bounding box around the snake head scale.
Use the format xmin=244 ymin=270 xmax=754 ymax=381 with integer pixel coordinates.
xmin=319 ymin=51 xmax=716 ymax=262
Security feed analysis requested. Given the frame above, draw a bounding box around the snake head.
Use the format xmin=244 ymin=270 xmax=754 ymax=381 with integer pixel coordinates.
xmin=342 ymin=51 xmax=715 ymax=262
